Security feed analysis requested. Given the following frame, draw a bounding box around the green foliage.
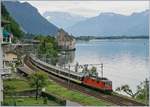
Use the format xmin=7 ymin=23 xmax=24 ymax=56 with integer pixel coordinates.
xmin=34 ymin=36 xmax=59 ymax=64
xmin=29 ymin=71 xmax=48 ymax=100
xmin=82 ymin=66 xmax=98 ymax=77
xmin=3 ymin=83 xmax=16 ymax=96
xmin=29 ymin=71 xmax=48 ymax=88
xmin=3 ymin=97 xmax=60 ymax=106
xmin=4 ymin=79 xmax=32 ymax=92
xmin=135 ymin=79 xmax=149 ymax=104
xmin=89 ymin=66 xmax=98 ymax=77
xmin=43 ymin=97 xmax=48 ymax=104
xmin=3 ymin=81 xmax=17 ymax=106
xmin=91 ymin=66 xmax=97 ymax=74
xmin=115 ymin=84 xmax=136 ymax=98
xmin=116 ymin=79 xmax=149 ymax=104
xmin=1 ymin=3 xmax=24 ymax=39
xmin=91 ymin=66 xmax=96 ymax=72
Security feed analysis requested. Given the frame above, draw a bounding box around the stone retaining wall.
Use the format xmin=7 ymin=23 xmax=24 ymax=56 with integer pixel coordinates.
xmin=7 ymin=89 xmax=66 ymax=106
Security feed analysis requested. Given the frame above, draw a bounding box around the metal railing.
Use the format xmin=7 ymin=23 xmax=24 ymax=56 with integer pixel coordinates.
xmin=0 ymin=68 xmax=11 ymax=75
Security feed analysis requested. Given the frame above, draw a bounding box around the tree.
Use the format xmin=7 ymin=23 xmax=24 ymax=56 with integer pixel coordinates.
xmin=116 ymin=79 xmax=149 ymax=105
xmin=34 ymin=36 xmax=59 ymax=65
xmin=91 ymin=66 xmax=97 ymax=74
xmin=115 ymin=84 xmax=138 ymax=98
xmin=1 ymin=3 xmax=24 ymax=39
xmin=29 ymin=71 xmax=48 ymax=100
xmin=3 ymin=84 xmax=16 ymax=105
xmin=136 ymin=79 xmax=149 ymax=105
xmin=90 ymin=66 xmax=98 ymax=78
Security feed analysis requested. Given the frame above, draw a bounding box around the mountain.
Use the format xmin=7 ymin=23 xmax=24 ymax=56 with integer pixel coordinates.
xmin=66 ymin=10 xmax=149 ymax=37
xmin=43 ymin=11 xmax=87 ymax=30
xmin=3 ymin=1 xmax=59 ymax=36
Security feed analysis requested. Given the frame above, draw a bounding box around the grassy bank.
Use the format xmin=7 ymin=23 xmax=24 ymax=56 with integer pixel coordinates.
xmin=113 ymin=92 xmax=146 ymax=105
xmin=3 ymin=97 xmax=60 ymax=106
xmin=46 ymin=80 xmax=111 ymax=106
xmin=3 ymin=79 xmax=61 ymax=106
xmin=4 ymin=78 xmax=112 ymax=106
xmin=3 ymin=78 xmax=32 ymax=91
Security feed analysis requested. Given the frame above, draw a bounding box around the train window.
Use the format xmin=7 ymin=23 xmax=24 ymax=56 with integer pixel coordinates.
xmin=78 ymin=77 xmax=81 ymax=80
xmin=73 ymin=75 xmax=76 ymax=79
xmin=65 ymin=72 xmax=68 ymax=75
xmin=56 ymin=70 xmax=59 ymax=73
xmin=105 ymin=81 xmax=112 ymax=86
xmin=70 ymin=74 xmax=73 ymax=78
xmin=55 ymin=70 xmax=58 ymax=73
xmin=74 ymin=75 xmax=78 ymax=79
xmin=75 ymin=76 xmax=79 ymax=80
xmin=62 ymin=72 xmax=66 ymax=75
xmin=70 ymin=74 xmax=77 ymax=79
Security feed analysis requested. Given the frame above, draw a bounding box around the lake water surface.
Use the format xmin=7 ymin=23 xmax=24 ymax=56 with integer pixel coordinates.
xmin=69 ymin=39 xmax=149 ymax=93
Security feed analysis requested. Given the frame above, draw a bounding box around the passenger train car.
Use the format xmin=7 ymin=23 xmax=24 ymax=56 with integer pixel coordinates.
xmin=29 ymin=54 xmax=112 ymax=92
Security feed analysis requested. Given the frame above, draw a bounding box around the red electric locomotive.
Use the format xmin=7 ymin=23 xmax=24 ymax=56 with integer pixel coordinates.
xmin=80 ymin=64 xmax=112 ymax=92
xmin=82 ymin=76 xmax=112 ymax=92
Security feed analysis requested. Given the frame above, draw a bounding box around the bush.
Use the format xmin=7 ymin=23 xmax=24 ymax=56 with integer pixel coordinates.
xmin=17 ymin=99 xmax=24 ymax=102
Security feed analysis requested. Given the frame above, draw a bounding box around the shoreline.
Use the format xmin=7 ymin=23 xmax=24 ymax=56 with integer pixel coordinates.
xmin=76 ymin=36 xmax=149 ymax=41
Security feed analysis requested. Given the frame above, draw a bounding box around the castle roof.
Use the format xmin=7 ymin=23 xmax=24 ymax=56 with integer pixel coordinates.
xmin=58 ymin=28 xmax=75 ymax=41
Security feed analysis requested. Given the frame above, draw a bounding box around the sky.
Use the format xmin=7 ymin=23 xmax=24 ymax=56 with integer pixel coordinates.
xmin=22 ymin=1 xmax=149 ymax=17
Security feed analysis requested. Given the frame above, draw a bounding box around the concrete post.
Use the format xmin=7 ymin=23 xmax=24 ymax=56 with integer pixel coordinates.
xmin=68 ymin=64 xmax=70 ymax=88
xmin=0 ymin=44 xmax=3 ymax=105
xmin=9 ymin=37 xmax=11 ymax=44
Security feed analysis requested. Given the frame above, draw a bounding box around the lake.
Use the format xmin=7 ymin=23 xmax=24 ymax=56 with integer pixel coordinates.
xmin=59 ymin=39 xmax=149 ymax=93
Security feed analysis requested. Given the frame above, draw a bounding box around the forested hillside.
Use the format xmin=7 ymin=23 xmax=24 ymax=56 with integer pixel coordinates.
xmin=1 ymin=3 xmax=24 ymax=39
xmin=3 ymin=1 xmax=58 ymax=36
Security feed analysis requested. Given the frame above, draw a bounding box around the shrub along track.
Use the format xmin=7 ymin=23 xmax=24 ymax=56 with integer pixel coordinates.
xmin=23 ymin=56 xmax=145 ymax=106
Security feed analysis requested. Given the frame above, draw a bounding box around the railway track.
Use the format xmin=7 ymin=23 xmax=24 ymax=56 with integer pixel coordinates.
xmin=23 ymin=56 xmax=146 ymax=106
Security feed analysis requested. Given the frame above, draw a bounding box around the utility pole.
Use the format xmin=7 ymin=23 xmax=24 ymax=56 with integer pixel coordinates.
xmin=68 ymin=64 xmax=70 ymax=88
xmin=75 ymin=62 xmax=79 ymax=72
xmin=101 ymin=63 xmax=103 ymax=78
xmin=145 ymin=78 xmax=149 ymax=106
xmin=64 ymin=39 xmax=67 ymax=69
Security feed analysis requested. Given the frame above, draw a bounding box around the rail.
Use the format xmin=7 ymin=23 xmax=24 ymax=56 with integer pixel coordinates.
xmin=22 ymin=55 xmax=146 ymax=106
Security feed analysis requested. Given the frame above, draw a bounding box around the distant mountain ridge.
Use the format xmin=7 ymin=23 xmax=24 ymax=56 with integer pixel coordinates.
xmin=66 ymin=10 xmax=149 ymax=37
xmin=3 ymin=1 xmax=59 ymax=36
xmin=3 ymin=1 xmax=149 ymax=37
xmin=43 ymin=11 xmax=87 ymax=30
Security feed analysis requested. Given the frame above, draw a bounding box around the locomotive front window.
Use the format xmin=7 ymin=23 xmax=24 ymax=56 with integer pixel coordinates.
xmin=105 ymin=81 xmax=112 ymax=86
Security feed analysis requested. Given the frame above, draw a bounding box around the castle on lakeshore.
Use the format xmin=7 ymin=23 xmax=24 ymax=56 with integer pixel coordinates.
xmin=56 ymin=29 xmax=75 ymax=51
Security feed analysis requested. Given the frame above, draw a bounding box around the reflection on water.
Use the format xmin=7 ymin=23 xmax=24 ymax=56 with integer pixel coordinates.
xmin=58 ymin=39 xmax=149 ymax=93
xmin=57 ymin=51 xmax=75 ymax=66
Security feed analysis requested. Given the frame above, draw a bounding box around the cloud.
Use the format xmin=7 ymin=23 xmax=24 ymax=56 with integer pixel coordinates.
xmin=68 ymin=8 xmax=100 ymax=17
xmin=24 ymin=1 xmax=149 ymax=17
